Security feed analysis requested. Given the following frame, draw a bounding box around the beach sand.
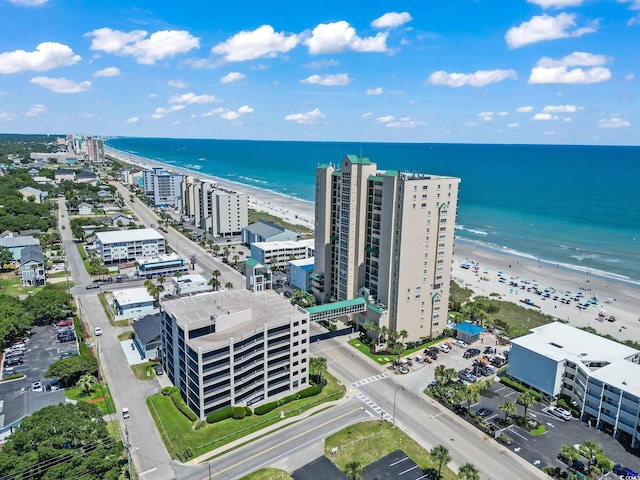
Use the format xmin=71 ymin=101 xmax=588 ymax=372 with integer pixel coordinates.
xmin=106 ymin=145 xmax=640 ymax=343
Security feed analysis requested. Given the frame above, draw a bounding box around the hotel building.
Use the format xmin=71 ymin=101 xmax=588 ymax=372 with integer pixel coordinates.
xmin=313 ymin=155 xmax=460 ymax=341
xmin=95 ymin=228 xmax=166 ymax=264
xmin=160 ymin=290 xmax=310 ymax=419
xmin=143 ymin=167 xmax=184 ymax=208
xmin=508 ymin=322 xmax=640 ymax=447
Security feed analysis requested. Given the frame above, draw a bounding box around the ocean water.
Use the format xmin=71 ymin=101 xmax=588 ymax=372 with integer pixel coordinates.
xmin=105 ymin=138 xmax=640 ymax=283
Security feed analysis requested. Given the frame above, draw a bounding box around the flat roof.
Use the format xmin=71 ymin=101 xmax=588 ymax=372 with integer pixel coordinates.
xmin=454 ymin=322 xmax=485 ymax=335
xmin=591 ymin=361 xmax=640 ymax=398
xmin=113 ymin=287 xmax=154 ymax=306
xmin=135 ymin=253 xmax=183 ymax=265
xmin=252 ymin=240 xmax=308 ymax=250
xmin=96 ymin=228 xmax=164 ymax=244
xmin=306 ymin=297 xmax=366 ymax=315
xmin=290 ymin=257 xmax=314 ymax=267
xmin=511 ymin=322 xmax=638 ymax=364
xmin=173 ymin=274 xmax=207 ymax=284
xmin=162 ymin=290 xmax=307 ymax=350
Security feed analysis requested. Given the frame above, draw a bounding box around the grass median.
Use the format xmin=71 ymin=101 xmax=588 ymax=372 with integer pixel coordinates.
xmin=239 ymin=468 xmax=292 ymax=480
xmin=148 ymin=372 xmax=346 ymax=461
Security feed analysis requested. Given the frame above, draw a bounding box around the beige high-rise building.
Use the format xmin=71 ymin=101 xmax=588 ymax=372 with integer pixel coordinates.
xmin=313 ymin=155 xmax=460 ymax=341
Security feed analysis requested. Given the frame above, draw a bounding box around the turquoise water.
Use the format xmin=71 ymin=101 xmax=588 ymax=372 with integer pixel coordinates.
xmin=105 ymin=138 xmax=640 ymax=282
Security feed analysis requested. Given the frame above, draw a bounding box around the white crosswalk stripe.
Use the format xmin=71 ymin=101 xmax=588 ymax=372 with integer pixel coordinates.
xmin=355 ymin=389 xmax=393 ymax=421
xmin=351 ymin=373 xmax=387 ymax=388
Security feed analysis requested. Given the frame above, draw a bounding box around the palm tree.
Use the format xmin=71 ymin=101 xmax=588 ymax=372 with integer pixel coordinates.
xmin=208 ymin=277 xmax=220 ymax=291
xmin=431 ymin=444 xmax=451 ymax=479
xmin=156 ymin=275 xmax=165 ymax=286
xmin=434 ymin=364 xmax=448 ymax=385
xmin=207 ymin=239 xmax=214 ymax=252
xmin=379 ymin=325 xmax=389 ymax=344
xmin=560 ymin=444 xmax=580 ymax=464
xmin=581 ymin=440 xmax=602 ymax=470
xmin=363 ymin=321 xmax=379 ymax=343
xmin=499 ymin=400 xmax=517 ymax=421
xmin=309 ymin=356 xmax=327 ymax=384
xmin=517 ymin=391 xmax=537 ymax=418
xmin=459 ymin=385 xmax=480 ymax=413
xmin=457 ymin=463 xmax=480 ymax=480
xmin=224 ymin=282 xmax=233 ymax=290
xmin=398 ymin=329 xmax=409 ymax=345
xmin=212 ymin=244 xmax=220 ymax=256
xmin=389 ymin=342 xmax=406 ymax=362
xmin=173 ymin=271 xmax=183 ymax=280
xmin=76 ymin=374 xmax=97 ymax=396
xmin=232 ymin=254 xmax=239 ymax=265
xmin=212 ymin=269 xmax=221 ymax=281
xmin=345 ymin=461 xmax=363 ymax=480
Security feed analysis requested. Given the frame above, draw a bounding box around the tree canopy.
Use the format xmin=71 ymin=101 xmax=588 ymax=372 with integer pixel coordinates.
xmin=46 ymin=355 xmax=98 ymax=387
xmin=0 ymin=294 xmax=31 ymax=346
xmin=0 ymin=402 xmax=123 ymax=480
xmin=22 ymin=285 xmax=73 ymax=324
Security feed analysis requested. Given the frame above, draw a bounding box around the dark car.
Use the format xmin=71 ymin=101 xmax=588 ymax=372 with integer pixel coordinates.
xmin=5 ymin=356 xmax=23 ymax=365
xmin=86 ymin=284 xmax=100 ymax=290
xmin=613 ymin=464 xmax=638 ymax=476
xmin=571 ymin=460 xmax=587 ymax=474
xmin=476 ymin=407 xmax=493 ymax=418
xmin=153 ymin=364 xmax=163 ymax=375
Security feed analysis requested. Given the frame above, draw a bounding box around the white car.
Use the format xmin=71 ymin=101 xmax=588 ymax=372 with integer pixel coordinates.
xmin=94 ymin=326 xmax=103 ymax=336
xmin=548 ymin=406 xmax=572 ymax=421
xmin=453 ymin=339 xmax=468 ymax=348
xmin=31 ymin=381 xmax=43 ymax=392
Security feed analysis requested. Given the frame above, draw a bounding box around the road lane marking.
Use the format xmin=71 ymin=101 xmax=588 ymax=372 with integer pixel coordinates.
xmin=352 ymin=373 xmax=387 ymax=388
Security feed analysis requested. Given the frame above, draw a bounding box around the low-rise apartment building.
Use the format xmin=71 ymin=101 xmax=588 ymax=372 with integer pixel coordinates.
xmin=135 ymin=253 xmax=188 ymax=278
xmin=508 ymin=322 xmax=640 ymax=447
xmin=160 ymin=290 xmax=310 ymax=419
xmin=250 ymin=239 xmax=314 ymax=270
xmin=95 ymin=228 xmax=166 ymax=264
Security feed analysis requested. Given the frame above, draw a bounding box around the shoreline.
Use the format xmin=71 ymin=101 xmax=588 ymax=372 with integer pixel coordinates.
xmin=104 ymin=145 xmax=640 ymax=341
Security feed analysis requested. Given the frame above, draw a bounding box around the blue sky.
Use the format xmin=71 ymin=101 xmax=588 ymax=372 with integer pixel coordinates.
xmin=1 ymin=0 xmax=638 ymax=145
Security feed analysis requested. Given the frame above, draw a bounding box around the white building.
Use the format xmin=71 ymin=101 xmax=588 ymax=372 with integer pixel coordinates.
xmin=160 ymin=289 xmax=310 ymax=419
xmin=172 ymin=274 xmax=211 ymax=296
xmin=508 ymin=322 xmax=640 ymax=447
xmin=181 ymin=176 xmax=248 ymax=238
xmin=288 ymin=257 xmax=315 ymax=291
xmin=77 ymin=202 xmax=93 ymax=215
xmin=95 ymin=228 xmax=166 ymax=264
xmin=135 ymin=253 xmax=188 ymax=279
xmin=143 ymin=167 xmax=184 ymax=208
xmin=250 ymin=239 xmax=314 ymax=270
xmin=112 ymin=287 xmax=158 ymax=320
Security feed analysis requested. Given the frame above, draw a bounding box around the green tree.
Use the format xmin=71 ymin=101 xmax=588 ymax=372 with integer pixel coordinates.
xmin=389 ymin=342 xmax=406 ymax=362
xmin=581 ymin=440 xmax=603 ymax=470
xmin=517 ymin=391 xmax=537 ymax=418
xmin=212 ymin=244 xmax=220 ymax=256
xmin=208 ymin=277 xmax=220 ymax=291
xmin=224 ymin=281 xmax=233 ymax=290
xmin=0 ymin=294 xmax=31 ymax=346
xmin=594 ymin=453 xmax=613 ymax=473
xmin=363 ymin=321 xmax=379 ymax=343
xmin=398 ymin=329 xmax=409 ymax=345
xmin=0 ymin=402 xmax=123 ymax=480
xmin=458 ymin=463 xmax=480 ymax=480
xmin=0 ymin=246 xmax=14 ymax=271
xmin=22 ymin=284 xmax=73 ymax=324
xmin=345 ymin=460 xmax=364 ymax=480
xmin=76 ymin=374 xmax=98 ymax=396
xmin=309 ymin=356 xmax=328 ymax=384
xmin=46 ymin=355 xmax=98 ymax=387
xmin=431 ymin=444 xmax=451 ymax=479
xmin=499 ymin=400 xmax=517 ymax=421
xmin=560 ymin=444 xmax=581 ymax=464
xmin=458 ymin=384 xmax=480 ymax=413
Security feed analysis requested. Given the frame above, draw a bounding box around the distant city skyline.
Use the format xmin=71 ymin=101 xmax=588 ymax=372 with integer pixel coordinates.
xmin=1 ymin=0 xmax=638 ymax=145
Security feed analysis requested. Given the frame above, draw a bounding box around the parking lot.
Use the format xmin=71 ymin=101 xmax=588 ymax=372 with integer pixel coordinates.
xmin=1 ymin=324 xmax=79 ymax=397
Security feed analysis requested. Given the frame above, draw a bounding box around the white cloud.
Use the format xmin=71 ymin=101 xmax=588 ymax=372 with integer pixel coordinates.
xmin=527 ymin=0 xmax=583 ymax=8
xmin=371 ymin=12 xmax=413 ymax=29
xmin=428 ymin=69 xmax=517 ymax=87
xmin=93 ymin=66 xmax=120 ymax=77
xmin=168 ymin=92 xmax=217 ymax=104
xmin=528 ymin=51 xmax=611 ymax=84
xmin=26 ymin=104 xmax=46 ymax=116
xmin=366 ymin=87 xmax=383 ymax=96
xmin=478 ymin=112 xmax=495 ymax=122
xmin=126 ymin=116 xmax=139 ymax=123
xmin=220 ymin=111 xmax=240 ymax=120
xmin=598 ymin=117 xmax=630 ymax=128
xmin=7 ymin=0 xmax=48 ymax=5
xmin=542 ymin=104 xmax=580 ymax=113
xmin=220 ymin=72 xmax=246 ymax=84
xmin=516 ymin=106 xmax=535 ymax=113
xmin=533 ymin=112 xmax=557 ymax=120
xmin=507 ymin=122 xmax=520 ymax=128
xmin=505 ymin=13 xmax=597 ymax=49
xmin=168 ymin=79 xmax=187 ymax=88
xmin=0 ymin=110 xmax=17 ymax=121
xmin=86 ymin=28 xmax=199 ymax=65
xmin=30 ymin=76 xmax=91 ymax=93
xmin=212 ymin=25 xmax=298 ymax=62
xmin=0 ymin=42 xmax=81 ymax=74
xmin=148 ymin=93 xmax=157 ymax=98
xmin=362 ymin=112 xmax=373 ymax=118
xmin=151 ymin=104 xmax=186 ymax=119
xmin=463 ymin=121 xmax=478 ymax=127
xmin=238 ymin=105 xmax=253 ymax=114
xmin=301 ymin=74 xmax=351 ymax=86
xmin=304 ymin=59 xmax=340 ymax=69
xmin=380 ymin=116 xmax=424 ymax=128
xmin=284 ymin=108 xmax=325 ymax=125
xmin=625 ymin=73 xmax=635 ymax=81
xmin=498 ymin=111 xmax=508 ymax=116
xmin=377 ymin=116 xmax=395 ymax=123
xmin=304 ymin=21 xmax=388 ymax=54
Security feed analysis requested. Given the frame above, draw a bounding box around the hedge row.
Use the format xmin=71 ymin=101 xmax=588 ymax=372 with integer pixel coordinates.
xmin=169 ymin=390 xmax=198 ymax=422
xmin=206 ymin=405 xmax=253 ymax=424
xmin=254 ymin=385 xmax=320 ymax=416
xmin=500 ymin=376 xmax=544 ymax=401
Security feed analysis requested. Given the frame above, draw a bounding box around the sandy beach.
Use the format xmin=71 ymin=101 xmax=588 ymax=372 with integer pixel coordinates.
xmin=106 ymin=145 xmax=640 ymax=343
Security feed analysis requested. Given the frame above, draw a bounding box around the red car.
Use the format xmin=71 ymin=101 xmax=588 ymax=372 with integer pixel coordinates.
xmin=55 ymin=320 xmax=73 ymax=328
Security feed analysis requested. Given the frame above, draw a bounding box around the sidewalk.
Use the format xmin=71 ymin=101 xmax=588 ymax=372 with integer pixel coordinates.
xmin=186 ymin=398 xmax=347 ymax=466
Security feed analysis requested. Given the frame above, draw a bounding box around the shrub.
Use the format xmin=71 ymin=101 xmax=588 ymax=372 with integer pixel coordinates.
xmin=500 ymin=377 xmax=543 ymax=401
xmin=206 ymin=406 xmax=234 ymax=424
xmin=254 ymin=401 xmax=278 ymax=416
xmin=170 ymin=391 xmax=197 ymax=422
xmin=2 ymin=373 xmax=25 ymax=381
xmin=232 ymin=406 xmax=246 ymax=419
xmin=244 ymin=406 xmax=253 ymax=417
xmin=162 ymin=386 xmax=178 ymax=396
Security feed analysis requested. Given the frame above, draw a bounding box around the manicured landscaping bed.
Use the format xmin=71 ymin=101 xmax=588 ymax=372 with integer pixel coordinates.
xmin=65 ymin=383 xmax=116 ymax=415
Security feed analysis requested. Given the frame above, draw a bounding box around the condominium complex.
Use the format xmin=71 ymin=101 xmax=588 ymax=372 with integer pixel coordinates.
xmin=143 ymin=167 xmax=184 ymax=208
xmin=313 ymin=155 xmax=460 ymax=341
xmin=250 ymin=239 xmax=314 ymax=269
xmin=181 ymin=176 xmax=248 ymax=238
xmin=509 ymin=322 xmax=640 ymax=447
xmin=95 ymin=228 xmax=166 ymax=263
xmin=160 ymin=290 xmax=310 ymax=419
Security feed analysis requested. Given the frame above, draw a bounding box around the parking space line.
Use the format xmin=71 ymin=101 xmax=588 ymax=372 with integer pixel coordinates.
xmin=506 ymin=425 xmax=529 ymax=441
xmin=389 ymin=456 xmax=410 ymax=467
xmin=399 ymin=465 xmax=420 ymax=475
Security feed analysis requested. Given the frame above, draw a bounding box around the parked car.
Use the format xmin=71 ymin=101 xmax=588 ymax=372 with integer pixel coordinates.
xmin=49 ymin=378 xmax=61 ymax=390
xmin=94 ymin=326 xmax=103 ymax=336
xmin=5 ymin=356 xmax=23 ymax=366
xmin=153 ymin=364 xmax=163 ymax=375
xmin=548 ymin=406 xmax=572 ymax=421
xmin=60 ymin=350 xmax=78 ymax=359
xmin=55 ymin=320 xmax=73 ymax=328
xmin=86 ymin=284 xmax=100 ymax=290
xmin=476 ymin=407 xmax=493 ymax=418
xmin=613 ymin=464 xmax=638 ymax=476
xmin=453 ymin=340 xmax=468 ymax=348
xmin=122 ymin=407 xmax=130 ymax=419
xmin=31 ymin=381 xmax=43 ymax=392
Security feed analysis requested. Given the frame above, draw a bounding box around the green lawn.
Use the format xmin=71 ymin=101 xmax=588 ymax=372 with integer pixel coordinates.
xmin=0 ymin=272 xmax=43 ymax=296
xmin=148 ymin=372 xmax=346 ymax=461
xmin=471 ymin=297 xmax=556 ymax=338
xmin=65 ymin=383 xmax=116 ymax=415
xmin=325 ymin=420 xmax=457 ymax=480
xmin=348 ymin=338 xmax=445 ymax=365
xmin=239 ymin=468 xmax=292 ymax=480
xmin=131 ymin=361 xmax=161 ymax=380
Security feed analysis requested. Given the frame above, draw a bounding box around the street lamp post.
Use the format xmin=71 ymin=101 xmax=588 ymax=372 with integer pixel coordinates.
xmin=392 ymin=386 xmax=404 ymax=428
